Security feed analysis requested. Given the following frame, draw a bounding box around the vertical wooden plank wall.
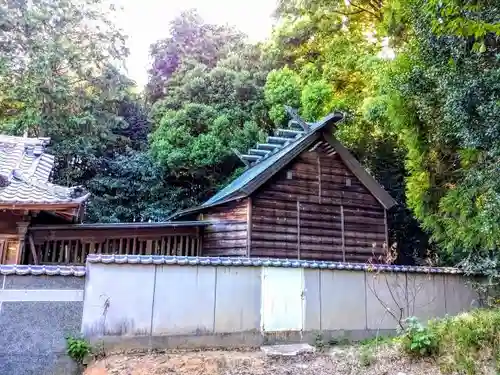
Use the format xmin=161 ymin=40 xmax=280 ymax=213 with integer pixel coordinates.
xmin=201 ymin=200 xmax=249 ymax=257
xmin=250 ymin=142 xmax=387 ymax=262
xmin=26 ymin=226 xmax=202 ymax=265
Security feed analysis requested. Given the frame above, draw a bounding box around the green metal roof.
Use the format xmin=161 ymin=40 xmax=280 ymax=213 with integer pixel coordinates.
xmin=169 ymin=108 xmax=398 ymax=221
xmin=168 ymin=111 xmax=344 ymax=220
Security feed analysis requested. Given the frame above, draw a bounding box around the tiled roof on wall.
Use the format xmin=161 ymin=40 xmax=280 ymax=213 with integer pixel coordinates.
xmin=0 ymin=265 xmax=85 ymax=276
xmin=0 ymin=135 xmax=89 ymax=205
xmin=86 ymin=254 xmax=464 ymax=274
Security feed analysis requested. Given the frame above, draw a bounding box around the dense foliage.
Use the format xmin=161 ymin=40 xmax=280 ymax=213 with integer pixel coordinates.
xmin=400 ymin=310 xmax=500 ymax=374
xmin=367 ymin=0 xmax=500 ymax=271
xmin=146 ymin=10 xmax=272 ymax=210
xmin=1 ymin=0 xmax=500 ymax=275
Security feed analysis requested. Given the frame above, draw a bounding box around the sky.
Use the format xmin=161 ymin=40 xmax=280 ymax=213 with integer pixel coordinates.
xmin=113 ymin=0 xmax=278 ymax=87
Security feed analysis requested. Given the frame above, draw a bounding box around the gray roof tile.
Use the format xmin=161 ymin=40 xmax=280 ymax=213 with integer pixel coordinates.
xmin=0 ymin=264 xmax=85 ymax=276
xmin=0 ymin=135 xmax=89 ymax=205
xmin=86 ymin=254 xmax=464 ymax=274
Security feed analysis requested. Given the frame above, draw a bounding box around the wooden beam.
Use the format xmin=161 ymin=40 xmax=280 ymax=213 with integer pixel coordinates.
xmin=297 ymin=200 xmax=301 ymax=260
xmin=341 ymin=204 xmax=346 ymax=262
xmin=28 ymin=234 xmax=39 ymax=265
xmin=249 ymin=149 xmax=271 ymax=157
xmin=317 ymin=153 xmax=322 ymax=204
xmin=276 ymin=129 xmax=304 ymax=138
xmin=0 ymin=203 xmax=81 ymax=210
xmin=232 ymin=148 xmax=250 ymax=167
xmin=241 ymin=154 xmax=261 ymax=162
xmin=246 ymin=198 xmax=252 ymax=257
xmin=257 ymin=143 xmax=281 ymax=151
xmin=0 ymin=240 xmax=5 ymax=264
xmin=384 ymin=209 xmax=389 ymax=252
xmin=267 ymin=136 xmax=291 ymax=145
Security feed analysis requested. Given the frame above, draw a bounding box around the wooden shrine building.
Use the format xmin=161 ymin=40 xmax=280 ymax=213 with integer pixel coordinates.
xmin=0 ymin=135 xmax=88 ymax=264
xmin=18 ymin=107 xmax=397 ymax=266
xmin=170 ymin=108 xmax=397 ymax=263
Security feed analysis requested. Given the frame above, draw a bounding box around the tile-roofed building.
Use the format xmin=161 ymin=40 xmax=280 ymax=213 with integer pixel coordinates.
xmin=0 ymin=135 xmax=89 ymax=265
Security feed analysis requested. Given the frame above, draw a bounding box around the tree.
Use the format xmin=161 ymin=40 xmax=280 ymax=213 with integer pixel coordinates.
xmin=365 ymin=0 xmax=500 ymax=267
xmin=147 ymin=11 xmax=271 ymax=209
xmin=0 ymin=0 xmax=130 ymax=189
xmin=83 ymin=97 xmax=177 ymax=223
xmin=264 ymin=0 xmax=430 ymax=264
xmin=146 ymin=9 xmax=247 ymax=102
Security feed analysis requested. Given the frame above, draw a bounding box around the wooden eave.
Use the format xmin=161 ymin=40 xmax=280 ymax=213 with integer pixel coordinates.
xmin=0 ymin=202 xmax=82 ymax=211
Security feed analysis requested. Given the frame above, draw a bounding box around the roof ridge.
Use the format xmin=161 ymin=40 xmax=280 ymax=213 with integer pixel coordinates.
xmin=169 ymin=109 xmax=344 ymax=219
xmin=0 ymin=135 xmax=50 ymax=145
xmin=12 ymin=170 xmax=73 ymax=199
xmin=237 ymin=110 xmax=316 ymax=168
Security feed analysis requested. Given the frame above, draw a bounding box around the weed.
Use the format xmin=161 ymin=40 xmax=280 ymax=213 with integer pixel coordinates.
xmin=327 ymin=336 xmax=350 ymax=347
xmin=359 ymin=348 xmax=375 ymax=367
xmin=360 ymin=335 xmax=394 ymax=349
xmin=430 ymin=309 xmax=500 ymax=374
xmin=66 ymin=336 xmax=92 ymax=365
xmin=401 ymin=316 xmax=437 ymax=357
xmin=313 ymin=332 xmax=326 ymax=350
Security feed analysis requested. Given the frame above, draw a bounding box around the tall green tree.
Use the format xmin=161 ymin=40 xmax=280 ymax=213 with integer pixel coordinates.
xmin=146 ymin=9 xmax=247 ymax=103
xmin=83 ymin=97 xmax=178 ymax=223
xmin=365 ymin=0 xmax=500 ymax=270
xmin=0 ymin=0 xmax=130 ymax=188
xmin=264 ymin=0 xmax=431 ymax=264
xmin=148 ymin=11 xmax=271 ymax=207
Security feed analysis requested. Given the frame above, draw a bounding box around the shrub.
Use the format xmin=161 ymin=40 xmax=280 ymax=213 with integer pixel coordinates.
xmin=399 ymin=309 xmax=500 ymax=374
xmin=430 ymin=309 xmax=500 ymax=374
xmin=359 ymin=347 xmax=375 ymax=367
xmin=401 ymin=316 xmax=437 ymax=357
xmin=66 ymin=336 xmax=92 ymax=365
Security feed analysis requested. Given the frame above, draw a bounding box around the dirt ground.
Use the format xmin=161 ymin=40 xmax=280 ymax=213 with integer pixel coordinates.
xmin=83 ymin=347 xmax=447 ymax=375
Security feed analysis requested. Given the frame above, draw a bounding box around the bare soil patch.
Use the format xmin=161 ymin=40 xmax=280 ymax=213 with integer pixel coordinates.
xmin=84 ymin=347 xmax=447 ymax=375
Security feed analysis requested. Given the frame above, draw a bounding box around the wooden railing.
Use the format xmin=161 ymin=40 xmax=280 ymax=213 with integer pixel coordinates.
xmin=23 ymin=222 xmax=205 ymax=265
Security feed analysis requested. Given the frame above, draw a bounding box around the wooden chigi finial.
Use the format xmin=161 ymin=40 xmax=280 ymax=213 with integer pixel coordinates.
xmin=284 ymin=106 xmax=310 ymax=132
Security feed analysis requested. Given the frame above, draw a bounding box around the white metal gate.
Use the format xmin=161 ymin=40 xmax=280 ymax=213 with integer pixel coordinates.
xmin=261 ymin=267 xmax=304 ymax=332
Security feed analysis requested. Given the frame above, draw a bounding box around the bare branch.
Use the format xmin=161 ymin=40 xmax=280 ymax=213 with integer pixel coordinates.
xmin=349 ymin=1 xmax=382 ymax=20
xmin=367 ymin=276 xmax=405 ymax=330
xmin=368 ymin=0 xmax=383 ymax=12
xmin=385 ymin=276 xmax=405 ymax=313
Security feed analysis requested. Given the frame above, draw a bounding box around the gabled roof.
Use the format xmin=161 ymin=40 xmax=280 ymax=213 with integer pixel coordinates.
xmin=0 ymin=135 xmax=89 ymax=207
xmin=169 ymin=109 xmax=397 ymax=220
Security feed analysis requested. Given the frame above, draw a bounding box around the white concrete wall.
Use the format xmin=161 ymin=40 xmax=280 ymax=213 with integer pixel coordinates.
xmin=82 ymin=263 xmax=263 ymax=339
xmin=153 ymin=265 xmax=216 ymax=335
xmin=82 ymin=262 xmax=479 ymax=343
xmin=82 ymin=263 xmax=155 ymax=336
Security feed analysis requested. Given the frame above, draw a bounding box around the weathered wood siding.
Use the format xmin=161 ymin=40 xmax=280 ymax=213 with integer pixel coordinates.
xmin=199 ymin=199 xmax=248 ymax=257
xmin=250 ymin=142 xmax=387 ymax=262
